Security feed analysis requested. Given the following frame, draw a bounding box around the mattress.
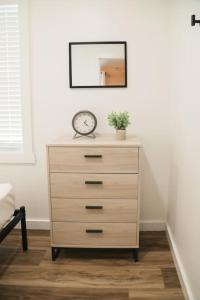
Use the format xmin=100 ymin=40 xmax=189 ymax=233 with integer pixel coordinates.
xmin=0 ymin=184 xmax=15 ymax=229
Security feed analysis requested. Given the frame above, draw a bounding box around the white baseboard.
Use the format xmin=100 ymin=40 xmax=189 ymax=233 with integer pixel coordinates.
xmin=16 ymin=218 xmax=165 ymax=231
xmin=27 ymin=219 xmax=50 ymax=230
xmin=16 ymin=218 xmax=50 ymax=230
xmin=166 ymin=224 xmax=194 ymax=300
xmin=140 ymin=220 xmax=166 ymax=231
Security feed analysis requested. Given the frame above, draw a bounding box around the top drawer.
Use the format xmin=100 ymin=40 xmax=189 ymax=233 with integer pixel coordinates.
xmin=48 ymin=147 xmax=139 ymax=173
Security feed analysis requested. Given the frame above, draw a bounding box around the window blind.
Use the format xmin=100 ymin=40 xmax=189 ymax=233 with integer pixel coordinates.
xmin=0 ymin=4 xmax=23 ymax=152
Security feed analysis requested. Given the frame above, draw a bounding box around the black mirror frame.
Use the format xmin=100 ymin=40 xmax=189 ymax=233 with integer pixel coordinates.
xmin=69 ymin=41 xmax=127 ymax=88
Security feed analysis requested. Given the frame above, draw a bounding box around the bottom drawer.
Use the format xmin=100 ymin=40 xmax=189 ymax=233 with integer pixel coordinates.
xmin=52 ymin=222 xmax=137 ymax=247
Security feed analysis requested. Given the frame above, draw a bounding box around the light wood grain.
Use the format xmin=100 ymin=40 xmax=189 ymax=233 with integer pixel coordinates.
xmin=52 ymin=222 xmax=137 ymax=247
xmin=47 ymin=134 xmax=142 ymax=148
xmin=51 ymin=198 xmax=138 ymax=223
xmin=48 ymin=147 xmax=138 ymax=173
xmin=50 ymin=173 xmax=138 ymax=199
xmin=47 ymin=136 xmax=142 ymax=252
xmin=137 ymin=147 xmax=142 ymax=245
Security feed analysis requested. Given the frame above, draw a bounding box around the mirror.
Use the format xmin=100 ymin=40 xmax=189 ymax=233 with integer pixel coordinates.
xmin=69 ymin=42 xmax=127 ymax=88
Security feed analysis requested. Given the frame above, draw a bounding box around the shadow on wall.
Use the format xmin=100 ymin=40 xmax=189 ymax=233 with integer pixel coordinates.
xmin=140 ymin=152 xmax=166 ymax=222
xmin=167 ymin=159 xmax=179 ymax=232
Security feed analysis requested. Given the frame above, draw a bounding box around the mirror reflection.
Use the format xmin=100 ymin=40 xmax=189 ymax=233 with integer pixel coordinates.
xmin=69 ymin=42 xmax=127 ymax=88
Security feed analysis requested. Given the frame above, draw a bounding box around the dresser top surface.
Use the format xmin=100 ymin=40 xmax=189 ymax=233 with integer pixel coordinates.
xmin=47 ymin=134 xmax=142 ymax=148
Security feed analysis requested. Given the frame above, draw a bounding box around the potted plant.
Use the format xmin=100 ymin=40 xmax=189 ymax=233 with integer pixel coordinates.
xmin=107 ymin=111 xmax=130 ymax=140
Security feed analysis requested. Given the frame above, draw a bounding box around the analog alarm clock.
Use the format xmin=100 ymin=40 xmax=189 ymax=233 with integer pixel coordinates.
xmin=72 ymin=110 xmax=97 ymax=138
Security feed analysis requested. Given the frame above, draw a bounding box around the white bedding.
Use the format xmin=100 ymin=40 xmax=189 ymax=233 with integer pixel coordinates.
xmin=0 ymin=184 xmax=15 ymax=229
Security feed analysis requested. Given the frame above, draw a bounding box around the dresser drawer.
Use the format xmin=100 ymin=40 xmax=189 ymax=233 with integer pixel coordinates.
xmin=48 ymin=147 xmax=138 ymax=173
xmin=52 ymin=222 xmax=137 ymax=247
xmin=51 ymin=198 xmax=138 ymax=222
xmin=50 ymin=173 xmax=138 ymax=199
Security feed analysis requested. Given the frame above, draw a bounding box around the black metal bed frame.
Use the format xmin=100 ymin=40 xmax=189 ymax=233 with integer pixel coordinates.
xmin=0 ymin=206 xmax=28 ymax=251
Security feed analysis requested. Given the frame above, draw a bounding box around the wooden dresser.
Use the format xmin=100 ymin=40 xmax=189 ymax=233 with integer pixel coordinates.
xmin=47 ymin=134 xmax=142 ymax=261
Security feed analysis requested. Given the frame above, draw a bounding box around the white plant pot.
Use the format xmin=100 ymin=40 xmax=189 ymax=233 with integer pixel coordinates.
xmin=116 ymin=129 xmax=126 ymax=140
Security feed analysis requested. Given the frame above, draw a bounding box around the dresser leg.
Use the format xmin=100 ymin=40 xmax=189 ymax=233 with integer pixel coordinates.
xmin=133 ymin=249 xmax=139 ymax=262
xmin=51 ymin=247 xmax=60 ymax=261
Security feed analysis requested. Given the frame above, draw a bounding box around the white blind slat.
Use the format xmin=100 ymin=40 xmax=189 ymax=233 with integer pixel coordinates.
xmin=0 ymin=3 xmax=23 ymax=151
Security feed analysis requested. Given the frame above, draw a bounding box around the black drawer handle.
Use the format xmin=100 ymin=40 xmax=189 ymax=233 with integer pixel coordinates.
xmin=84 ymin=155 xmax=102 ymax=158
xmin=85 ymin=205 xmax=103 ymax=209
xmin=85 ymin=181 xmax=103 ymax=185
xmin=86 ymin=229 xmax=103 ymax=233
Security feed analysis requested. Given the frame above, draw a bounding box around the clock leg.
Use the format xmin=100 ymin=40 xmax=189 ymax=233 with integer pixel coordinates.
xmin=89 ymin=133 xmax=96 ymax=139
xmin=73 ymin=133 xmax=79 ymax=139
xmin=73 ymin=133 xmax=96 ymax=139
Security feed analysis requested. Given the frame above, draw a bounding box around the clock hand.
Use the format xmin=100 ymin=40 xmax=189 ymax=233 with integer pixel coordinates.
xmin=84 ymin=120 xmax=89 ymax=127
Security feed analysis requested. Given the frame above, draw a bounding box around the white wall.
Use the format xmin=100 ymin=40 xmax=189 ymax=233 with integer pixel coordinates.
xmin=0 ymin=0 xmax=170 ymax=228
xmin=168 ymin=0 xmax=200 ymax=299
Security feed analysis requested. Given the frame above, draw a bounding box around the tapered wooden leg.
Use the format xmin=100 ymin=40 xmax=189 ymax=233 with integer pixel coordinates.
xmin=20 ymin=206 xmax=28 ymax=251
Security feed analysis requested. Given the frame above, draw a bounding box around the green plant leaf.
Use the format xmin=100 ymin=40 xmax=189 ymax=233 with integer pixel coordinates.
xmin=107 ymin=111 xmax=131 ymax=130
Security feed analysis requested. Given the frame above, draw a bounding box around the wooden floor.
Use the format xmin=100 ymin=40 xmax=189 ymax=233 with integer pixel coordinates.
xmin=0 ymin=230 xmax=184 ymax=300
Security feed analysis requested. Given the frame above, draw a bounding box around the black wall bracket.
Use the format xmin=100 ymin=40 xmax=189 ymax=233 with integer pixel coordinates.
xmin=191 ymin=15 xmax=200 ymax=26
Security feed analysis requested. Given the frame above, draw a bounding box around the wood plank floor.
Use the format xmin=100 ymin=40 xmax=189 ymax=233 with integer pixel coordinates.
xmin=0 ymin=230 xmax=184 ymax=300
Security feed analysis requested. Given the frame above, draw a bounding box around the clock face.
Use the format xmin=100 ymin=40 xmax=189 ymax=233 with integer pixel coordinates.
xmin=72 ymin=111 xmax=97 ymax=136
